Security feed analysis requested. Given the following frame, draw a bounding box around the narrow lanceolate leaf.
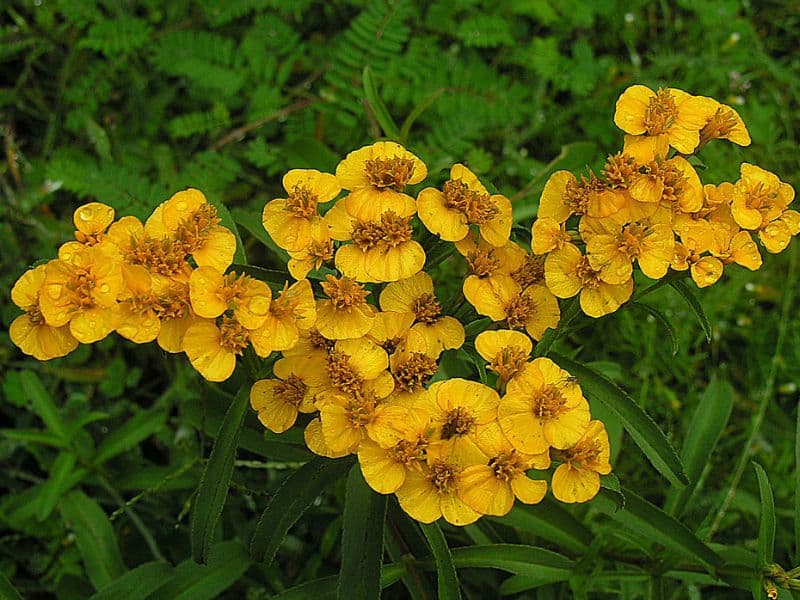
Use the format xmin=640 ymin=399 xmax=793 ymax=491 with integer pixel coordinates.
xmin=337 ymin=465 xmax=387 ymax=600
xmin=148 ymin=541 xmax=251 ymax=600
xmin=666 ymin=376 xmax=734 ymax=517
xmin=550 ymin=354 xmax=688 ymax=487
xmin=208 ymin=197 xmax=247 ymax=265
xmin=37 ymin=450 xmax=77 ymax=520
xmin=250 ymin=456 xmax=354 ymax=564
xmin=753 ymin=462 xmax=776 ymax=566
xmin=94 ymin=408 xmax=167 ymax=465
xmin=273 ymin=566 xmax=408 ymax=600
xmin=596 ymin=488 xmax=723 ymax=572
xmin=489 ymin=501 xmax=592 ymax=554
xmin=362 ymin=66 xmax=401 ymax=140
xmin=669 ymin=280 xmax=712 ymax=342
xmin=20 ymin=370 xmax=67 ymax=441
xmin=419 ymin=522 xmax=461 ymax=600
xmin=191 ymin=386 xmax=249 ymax=564
xmin=60 ymin=491 xmax=126 ymax=589
xmin=630 ymin=302 xmax=679 ymax=355
xmin=89 ymin=561 xmax=173 ymax=600
xmin=0 ymin=573 xmax=23 ymax=600
xmin=448 ymin=544 xmax=574 ymax=579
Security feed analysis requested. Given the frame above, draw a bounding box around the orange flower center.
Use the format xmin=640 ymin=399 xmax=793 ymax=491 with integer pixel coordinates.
xmin=174 ymin=203 xmax=221 ymax=255
xmin=26 ymin=304 xmax=46 ymax=325
xmin=505 ymin=294 xmax=536 ymax=329
xmin=275 ymin=375 xmax=307 ymax=407
xmin=344 ymin=394 xmax=378 ymax=428
xmin=326 ymin=349 xmax=363 ymax=394
xmin=308 ymin=328 xmax=334 ymax=351
xmin=286 ymin=184 xmax=318 ymax=218
xmin=742 ymin=181 xmax=780 ymax=212
xmin=218 ymin=272 xmax=254 ymax=307
xmin=65 ymin=268 xmax=98 ymax=309
xmin=643 ymin=88 xmax=678 ymax=136
xmin=269 ymin=285 xmax=300 ymax=319
xmin=443 ymin=179 xmax=499 ymax=225
xmin=465 ymin=247 xmax=501 ymax=278
xmin=488 ymin=450 xmax=523 ymax=482
xmin=564 ymin=174 xmax=605 ymax=216
xmin=531 ymin=384 xmax=567 ymax=420
xmin=74 ymin=230 xmax=105 ymax=246
xmin=321 ymin=275 xmax=369 ymax=309
xmin=614 ymin=223 xmax=648 ymax=258
xmin=388 ymin=436 xmax=428 ymax=466
xmin=128 ymin=291 xmax=158 ymax=316
xmin=554 ymin=438 xmax=602 ymax=468
xmin=307 ymin=239 xmax=335 ymax=264
xmin=219 ymin=316 xmax=249 ymax=354
xmin=126 ymin=236 xmax=188 ymax=278
xmin=350 ymin=211 xmax=414 ymax=251
xmin=428 ymin=459 xmax=459 ymax=494
xmin=511 ymin=254 xmax=545 ymax=288
xmin=364 ymin=156 xmax=416 ymax=191
xmin=489 ymin=347 xmax=528 ymax=381
xmin=411 ymin=293 xmax=441 ymax=323
xmin=640 ymin=159 xmax=688 ymax=207
xmin=153 ymin=285 xmax=191 ymax=321
xmin=602 ymin=153 xmax=638 ymax=189
xmin=575 ymin=256 xmax=603 ymax=289
xmin=441 ymin=406 xmax=476 ymax=440
xmin=392 ymin=352 xmax=438 ymax=391
xmin=698 ymin=107 xmax=738 ymax=147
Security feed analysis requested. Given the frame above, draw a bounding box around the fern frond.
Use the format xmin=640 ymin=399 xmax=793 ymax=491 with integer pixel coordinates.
xmin=168 ymin=105 xmax=231 ymax=139
xmin=78 ymin=16 xmax=152 ymax=56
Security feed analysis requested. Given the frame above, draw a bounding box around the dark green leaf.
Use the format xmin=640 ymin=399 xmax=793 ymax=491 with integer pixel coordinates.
xmin=669 ymin=280 xmax=712 ymax=342
xmin=0 ymin=573 xmax=23 ymax=600
xmin=190 ymin=386 xmax=249 ymax=564
xmin=89 ymin=561 xmax=173 ymax=600
xmin=489 ymin=501 xmax=591 ymax=553
xmin=666 ymin=376 xmax=734 ymax=517
xmin=419 ymin=522 xmax=461 ymax=600
xmin=1 ymin=428 xmax=66 ymax=447
xmin=250 ymin=456 xmax=354 ymax=564
xmin=37 ymin=451 xmax=77 ymax=520
xmin=550 ymin=354 xmax=688 ymax=487
xmin=20 ymin=370 xmax=67 ymax=441
xmin=753 ymin=462 xmax=776 ymax=566
xmin=94 ymin=409 xmax=167 ymax=466
xmin=273 ymin=565 xmax=407 ymax=600
xmin=362 ymin=66 xmax=400 ymax=140
xmin=208 ymin=196 xmax=247 ymax=265
xmin=60 ymin=490 xmax=126 ymax=589
xmin=337 ymin=465 xmax=387 ymax=600
xmin=630 ymin=302 xmax=679 ymax=355
xmin=400 ymin=88 xmax=446 ymax=145
xmin=449 ymin=543 xmax=574 ymax=576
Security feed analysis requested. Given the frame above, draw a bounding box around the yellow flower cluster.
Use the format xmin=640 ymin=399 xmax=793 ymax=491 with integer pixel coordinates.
xmin=534 ymin=84 xmax=797 ymax=317
xmin=10 ymin=85 xmax=796 ymax=526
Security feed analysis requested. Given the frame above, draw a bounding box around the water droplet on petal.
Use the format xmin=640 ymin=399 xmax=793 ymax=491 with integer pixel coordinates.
xmin=100 ymin=283 xmax=110 ymax=293
xmin=176 ymin=200 xmax=188 ymax=211
xmin=78 ymin=208 xmax=92 ymax=221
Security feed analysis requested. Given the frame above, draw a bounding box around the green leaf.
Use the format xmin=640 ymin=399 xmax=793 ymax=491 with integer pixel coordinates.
xmin=550 ymin=354 xmax=688 ymax=487
xmin=669 ymin=280 xmax=712 ymax=343
xmin=630 ymin=302 xmax=679 ymax=355
xmin=489 ymin=501 xmax=592 ymax=553
xmin=419 ymin=522 xmax=461 ymax=600
xmin=362 ymin=66 xmax=401 ymax=140
xmin=272 ymin=565 xmax=407 ymax=600
xmin=1 ymin=428 xmax=66 ymax=447
xmin=596 ymin=488 xmax=723 ymax=571
xmin=148 ymin=541 xmax=251 ymax=600
xmin=20 ymin=370 xmax=67 ymax=441
xmin=231 ymin=207 xmax=291 ymax=264
xmin=399 ymin=88 xmax=446 ymax=144
xmin=0 ymin=573 xmax=23 ymax=600
xmin=208 ymin=197 xmax=247 ymax=265
xmin=94 ymin=409 xmax=167 ymax=465
xmin=37 ymin=451 xmax=77 ymax=520
xmin=337 ymin=465 xmax=387 ymax=600
xmin=191 ymin=386 xmax=249 ymax=564
xmin=89 ymin=561 xmax=173 ymax=600
xmin=250 ymin=456 xmax=354 ymax=564
xmin=60 ymin=490 xmax=126 ymax=589
xmin=449 ymin=544 xmax=574 ymax=578
xmin=754 ymin=462 xmax=776 ymax=566
xmin=666 ymin=376 xmax=734 ymax=517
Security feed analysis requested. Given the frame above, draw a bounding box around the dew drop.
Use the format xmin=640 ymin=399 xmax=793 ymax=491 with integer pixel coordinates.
xmin=78 ymin=208 xmax=92 ymax=222
xmin=100 ymin=283 xmax=110 ymax=293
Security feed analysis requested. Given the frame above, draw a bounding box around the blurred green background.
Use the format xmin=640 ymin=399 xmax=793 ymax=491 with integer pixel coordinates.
xmin=1 ymin=0 xmax=799 ymax=598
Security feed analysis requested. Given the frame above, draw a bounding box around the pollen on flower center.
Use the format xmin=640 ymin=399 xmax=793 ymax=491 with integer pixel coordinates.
xmin=364 ymin=156 xmax=416 ymax=191
xmin=699 ymin=107 xmax=739 ymax=146
xmin=466 ymin=247 xmax=501 ymax=278
xmin=743 ymin=181 xmax=779 ymax=211
xmin=616 ymin=223 xmax=647 ymax=258
xmin=505 ymin=294 xmax=536 ymax=329
xmin=344 ymin=394 xmax=377 ymax=428
xmin=643 ymin=88 xmax=678 ymax=135
xmin=66 ymin=269 xmax=98 ymax=309
xmin=532 ymin=384 xmax=567 ymax=419
xmin=326 ymin=349 xmax=363 ymax=394
xmin=26 ymin=304 xmax=45 ymax=325
xmin=642 ymin=159 xmax=688 ymax=207
xmin=275 ymin=375 xmax=307 ymax=407
xmin=321 ymin=275 xmax=369 ymax=309
xmin=174 ymin=203 xmax=220 ymax=254
xmin=555 ymin=438 xmax=602 ymax=467
xmin=388 ymin=437 xmax=427 ymax=465
xmin=393 ymin=352 xmax=438 ymax=391
xmin=443 ymin=179 xmax=499 ymax=225
xmin=488 ymin=451 xmax=521 ymax=482
xmin=412 ymin=293 xmax=442 ymax=323
xmin=564 ymin=174 xmax=604 ymax=215
xmin=602 ymin=153 xmax=638 ymax=189
xmin=128 ymin=291 xmax=157 ymax=316
xmin=307 ymin=239 xmax=334 ymax=262
xmin=153 ymin=287 xmax=191 ymax=321
xmin=126 ymin=236 xmax=188 ymax=278
xmin=75 ymin=230 xmax=105 ymax=246
xmin=219 ymin=317 xmax=249 ymax=354
xmin=309 ymin=328 xmax=334 ymax=351
xmin=351 ymin=211 xmax=414 ymax=251
xmin=489 ymin=347 xmax=528 ymax=381
xmin=575 ymin=257 xmax=602 ymax=288
xmin=441 ymin=406 xmax=476 ymax=439
xmin=428 ymin=459 xmax=459 ymax=494
xmin=511 ymin=254 xmax=546 ymax=288
xmin=286 ymin=184 xmax=318 ymax=218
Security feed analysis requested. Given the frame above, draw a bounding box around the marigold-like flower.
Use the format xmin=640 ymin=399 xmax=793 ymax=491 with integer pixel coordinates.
xmin=262 ymin=169 xmax=341 ymax=252
xmin=257 ymin=279 xmax=316 ymax=351
xmin=323 ymin=337 xmax=392 ymax=397
xmin=672 ymin=221 xmax=725 ymax=288
xmin=531 ymin=217 xmax=571 ymax=255
xmin=539 ymin=170 xmax=626 ymax=223
xmin=116 ymin=265 xmax=162 ymax=344
xmin=316 ymin=275 xmax=375 ymax=340
xmin=475 ymin=330 xmax=532 ymax=384
xmin=151 ymin=277 xmax=197 ymax=353
xmin=59 ymin=202 xmax=117 ymax=259
xmin=189 ymin=267 xmax=271 ymax=329
xmin=551 ymin=420 xmax=611 ymax=503
xmin=182 ymin=315 xmax=264 ymax=382
xmin=10 ymin=265 xmax=79 ymax=360
xmin=586 ymin=220 xmax=675 ymax=283
xmin=317 ymin=388 xmax=405 ymax=455
xmin=696 ymin=98 xmax=751 ymax=148
xmin=106 ymin=215 xmax=191 ymax=280
xmin=389 ymin=330 xmax=438 ymax=395
xmin=287 ymin=219 xmax=335 ymax=279
xmin=367 ymin=310 xmax=417 ymax=354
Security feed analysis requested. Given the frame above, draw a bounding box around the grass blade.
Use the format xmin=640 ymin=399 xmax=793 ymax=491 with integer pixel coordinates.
xmin=337 ymin=465 xmax=387 ymax=600
xmin=753 ymin=462 xmax=776 ymax=566
xmin=669 ymin=279 xmax=712 ymax=343
xmin=36 ymin=450 xmax=77 ymax=520
xmin=362 ymin=66 xmax=401 ymax=140
xmin=0 ymin=573 xmax=23 ymax=600
xmin=190 ymin=386 xmax=249 ymax=564
xmin=419 ymin=522 xmax=461 ymax=600
xmin=551 ymin=354 xmax=688 ymax=487
xmin=89 ymin=561 xmax=173 ymax=600
xmin=20 ymin=370 xmax=67 ymax=441
xmin=488 ymin=500 xmax=592 ymax=554
xmin=630 ymin=302 xmax=679 ymax=355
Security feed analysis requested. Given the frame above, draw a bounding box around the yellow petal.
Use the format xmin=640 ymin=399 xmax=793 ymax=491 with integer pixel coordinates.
xmin=551 ymin=464 xmax=600 ymax=503
xmin=538 ymin=171 xmax=573 ymax=223
xmin=188 ymin=267 xmax=226 ymax=318
xmin=511 ymin=475 xmax=547 ymax=505
xmin=73 ymin=202 xmax=115 ymax=234
xmin=614 ymin=85 xmax=655 ymax=135
xmin=417 ymin=188 xmax=469 ymax=242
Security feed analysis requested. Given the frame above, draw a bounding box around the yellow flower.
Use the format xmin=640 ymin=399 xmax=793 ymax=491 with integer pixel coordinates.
xmin=304 ymin=417 xmax=350 ymax=459
xmin=10 ymin=265 xmax=79 ymax=360
xmin=614 ymin=85 xmax=716 ymax=155
xmin=189 ymin=267 xmax=271 ymax=329
xmin=696 ymin=98 xmax=751 ymax=148
xmin=287 ymin=219 xmax=335 ymax=279
xmin=544 ymin=243 xmax=633 ymax=318
xmin=324 ymin=337 xmax=393 ymax=398
xmin=673 ymin=221 xmax=724 ymax=288
xmin=39 ymin=246 xmax=123 ymax=344
xmin=106 ymin=215 xmax=191 ymax=280
xmin=417 ymin=164 xmax=512 ymax=247
xmin=460 ymin=422 xmax=548 ymax=516
xmin=116 ymin=265 xmax=162 ymax=344
xmin=455 ymin=233 xmax=524 ymax=280
xmin=317 ymin=388 xmax=405 ymax=454
xmin=626 ymin=154 xmax=704 ymax=218
xmin=161 ymin=188 xmax=237 ymax=272
xmin=250 ymin=354 xmax=327 ymax=433
xmin=498 ymin=357 xmax=591 ymax=454
xmin=475 ymin=329 xmax=532 ymax=384
xmin=151 ymin=276 xmax=198 ymax=353
xmin=538 ymin=171 xmax=626 ymax=223
xmin=531 ymin=217 xmax=571 ymax=255
xmin=389 ymin=329 xmax=439 ymax=395
xmin=253 ymin=279 xmax=316 ymax=351
xmin=708 ymin=222 xmax=762 ymax=271
xmin=586 ymin=221 xmax=675 ymax=283
xmin=281 ymin=327 xmax=333 ymax=363
xmin=394 ymin=443 xmax=483 ymax=525
xmin=551 ymin=420 xmax=612 ymax=503
xmin=379 ymin=273 xmax=464 ymax=357
xmin=183 ymin=315 xmax=265 ymax=382
xmin=262 ymin=169 xmax=341 ymax=252
xmin=315 ymin=275 xmax=375 ymax=340
xmin=366 ymin=310 xmax=417 ymax=353
xmin=59 ymin=202 xmax=117 ymax=260
xmin=336 ymin=142 xmax=427 ymax=220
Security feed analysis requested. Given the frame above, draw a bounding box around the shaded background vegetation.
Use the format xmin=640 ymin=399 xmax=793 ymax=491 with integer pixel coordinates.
xmin=1 ymin=0 xmax=799 ymax=598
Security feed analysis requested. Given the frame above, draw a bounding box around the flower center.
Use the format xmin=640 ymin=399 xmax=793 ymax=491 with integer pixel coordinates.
xmin=554 ymin=438 xmax=602 ymax=468
xmin=364 ymin=156 xmax=416 ymax=191
xmin=344 ymin=393 xmax=378 ymax=428
xmin=698 ymin=106 xmax=739 ymax=147
xmin=411 ymin=293 xmax=442 ymax=323
xmin=531 ymin=384 xmax=567 ymax=420
xmin=75 ymin=230 xmax=105 ymax=246
xmin=488 ymin=451 xmax=522 ymax=482
xmin=26 ymin=304 xmax=45 ymax=325
xmin=465 ymin=247 xmax=501 ymax=278
xmin=388 ymin=436 xmax=428 ymax=465
xmin=440 ymin=406 xmax=476 ymax=440
xmin=392 ymin=352 xmax=438 ymax=391
xmin=153 ymin=285 xmax=191 ymax=321
xmin=428 ymin=459 xmax=459 ymax=494
xmin=643 ymin=88 xmax=678 ymax=136
xmin=511 ymin=254 xmax=545 ymax=289
xmin=602 ymin=153 xmax=638 ymax=189
xmin=640 ymin=159 xmax=688 ymax=208
xmin=575 ymin=257 xmax=602 ymax=289
xmin=489 ymin=347 xmax=528 ymax=381
xmin=275 ymin=374 xmax=307 ymax=407
xmin=443 ymin=179 xmax=499 ymax=225
xmin=616 ymin=223 xmax=647 ymax=258
xmin=286 ymin=184 xmax=318 ymax=218
xmin=66 ymin=268 xmax=98 ymax=309
xmin=350 ymin=211 xmax=414 ymax=251
xmin=219 ymin=316 xmax=249 ymax=354
xmin=321 ymin=275 xmax=370 ymax=309
xmin=307 ymin=239 xmax=334 ymax=263
xmin=564 ymin=174 xmax=605 ymax=215
xmin=742 ymin=181 xmax=779 ymax=213
xmin=128 ymin=291 xmax=157 ymax=316
xmin=126 ymin=236 xmax=188 ymax=278
xmin=174 ymin=203 xmax=221 ymax=255
xmin=326 ymin=349 xmax=363 ymax=394
xmin=309 ymin=328 xmax=334 ymax=351
xmin=505 ymin=295 xmax=536 ymax=330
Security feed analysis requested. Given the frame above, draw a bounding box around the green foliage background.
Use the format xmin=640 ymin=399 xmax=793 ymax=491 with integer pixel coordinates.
xmin=1 ymin=0 xmax=799 ymax=598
